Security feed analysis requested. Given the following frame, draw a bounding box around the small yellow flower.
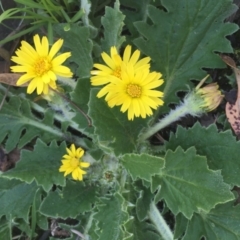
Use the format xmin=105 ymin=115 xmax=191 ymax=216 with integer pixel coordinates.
xmin=59 ymin=144 xmax=90 ymax=181
xmin=11 ymin=34 xmax=73 ymax=95
xmin=97 ymin=64 xmax=164 ymax=120
xmin=90 ymin=45 xmax=151 ymax=86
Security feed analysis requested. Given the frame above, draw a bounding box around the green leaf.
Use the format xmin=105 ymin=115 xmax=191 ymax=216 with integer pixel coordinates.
xmin=124 ymin=217 xmax=161 ymax=240
xmin=101 ymin=4 xmax=125 ymax=51
xmin=136 ymin=184 xmax=154 ymax=221
xmin=152 ymin=147 xmax=234 ymax=219
xmin=174 ymin=213 xmax=188 ymax=240
xmin=88 ymin=89 xmax=148 ymax=155
xmin=0 ymin=93 xmax=67 ymax=152
xmin=95 ymin=193 xmax=129 ymax=240
xmin=120 ymin=0 xmax=162 ymax=42
xmin=0 ymin=177 xmax=22 ymax=190
xmin=0 ymin=178 xmax=37 ymax=222
xmin=134 ymin=1 xmax=238 ymax=106
xmin=70 ymin=77 xmax=94 ymax=137
xmin=0 ymin=8 xmax=20 ymax=23
xmin=178 ymin=202 xmax=240 ymax=240
xmin=71 ymin=78 xmax=91 ymax=113
xmin=35 ymin=189 xmax=48 ymax=230
xmin=55 ymin=24 xmax=93 ymax=78
xmin=0 ymin=218 xmax=11 ymax=239
xmin=166 ymin=122 xmax=240 ymax=186
xmin=3 ymin=139 xmax=66 ymax=192
xmin=14 ymin=218 xmax=32 ymax=238
xmin=40 ymin=181 xmax=98 ymax=218
xmin=122 ymin=153 xmax=164 ymax=181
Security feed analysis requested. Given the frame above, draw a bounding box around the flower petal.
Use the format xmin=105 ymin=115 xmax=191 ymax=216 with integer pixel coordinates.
xmin=52 ymin=52 xmax=71 ymax=66
xmin=123 ymin=45 xmax=131 ymax=63
xmin=41 ymin=36 xmax=49 ymax=56
xmin=27 ymin=78 xmax=39 ymax=94
xmin=101 ymin=52 xmax=116 ymax=69
xmin=49 ymin=38 xmax=63 ymax=59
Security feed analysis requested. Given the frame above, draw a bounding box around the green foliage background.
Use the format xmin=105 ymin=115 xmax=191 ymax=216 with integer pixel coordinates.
xmin=0 ymin=0 xmax=239 ymax=239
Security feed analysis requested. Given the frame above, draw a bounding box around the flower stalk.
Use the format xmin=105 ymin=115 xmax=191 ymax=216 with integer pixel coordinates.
xmin=139 ymin=75 xmax=223 ymax=141
xmin=139 ymin=101 xmax=190 ymax=141
xmin=149 ymin=202 xmax=173 ymax=240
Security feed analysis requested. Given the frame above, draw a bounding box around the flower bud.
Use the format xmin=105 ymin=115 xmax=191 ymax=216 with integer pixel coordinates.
xmin=195 ymin=82 xmax=224 ymax=112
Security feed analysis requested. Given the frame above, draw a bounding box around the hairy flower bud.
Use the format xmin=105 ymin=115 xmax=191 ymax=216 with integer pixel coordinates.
xmin=195 ymin=82 xmax=224 ymax=112
xmin=186 ymin=75 xmax=224 ymax=114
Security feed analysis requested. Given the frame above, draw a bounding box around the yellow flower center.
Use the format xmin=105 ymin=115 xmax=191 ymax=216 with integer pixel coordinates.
xmin=112 ymin=67 xmax=121 ymax=78
xmin=126 ymin=84 xmax=142 ymax=98
xmin=34 ymin=57 xmax=52 ymax=76
xmin=70 ymin=158 xmax=80 ymax=168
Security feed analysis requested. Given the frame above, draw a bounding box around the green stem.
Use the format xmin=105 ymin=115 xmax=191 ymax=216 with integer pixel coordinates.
xmin=0 ymin=85 xmax=78 ymax=132
xmin=139 ymin=103 xmax=190 ymax=141
xmin=120 ymin=168 xmax=128 ymax=190
xmin=30 ymin=102 xmax=90 ymax=148
xmin=149 ymin=202 xmax=173 ymax=240
xmin=57 ymin=76 xmax=76 ymax=89
xmin=84 ymin=212 xmax=95 ymax=233
xmin=0 ymin=85 xmax=90 ymax=149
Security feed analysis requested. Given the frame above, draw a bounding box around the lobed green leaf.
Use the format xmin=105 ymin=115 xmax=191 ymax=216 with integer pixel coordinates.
xmin=3 ymin=139 xmax=66 ymax=192
xmin=55 ymin=24 xmax=93 ymax=78
xmin=40 ymin=180 xmax=98 ymax=218
xmin=88 ymin=89 xmax=148 ymax=155
xmin=0 ymin=178 xmax=37 ymax=222
xmin=95 ymin=193 xmax=129 ymax=240
xmin=120 ymin=0 xmax=154 ymax=43
xmin=177 ymin=201 xmax=240 ymax=240
xmin=134 ymin=0 xmax=238 ymax=108
xmin=101 ymin=4 xmax=125 ymax=52
xmin=121 ymin=153 xmax=164 ymax=181
xmin=166 ymin=122 xmax=240 ymax=186
xmin=152 ymin=146 xmax=234 ymax=219
xmin=0 ymin=93 xmax=68 ymax=152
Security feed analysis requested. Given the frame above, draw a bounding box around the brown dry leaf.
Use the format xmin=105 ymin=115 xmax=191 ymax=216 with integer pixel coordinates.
xmin=225 ymin=102 xmax=240 ymax=138
xmin=0 ymin=147 xmax=21 ymax=172
xmin=220 ymin=55 xmax=237 ymax=69
xmin=221 ymin=55 xmax=240 ymax=137
xmin=0 ymin=73 xmax=27 ymax=87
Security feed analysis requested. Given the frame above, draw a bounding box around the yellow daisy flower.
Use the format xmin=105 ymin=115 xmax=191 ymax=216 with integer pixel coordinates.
xmin=97 ymin=64 xmax=164 ymax=120
xmin=59 ymin=144 xmax=90 ymax=181
xmin=90 ymin=45 xmax=151 ymax=86
xmin=11 ymin=34 xmax=73 ymax=95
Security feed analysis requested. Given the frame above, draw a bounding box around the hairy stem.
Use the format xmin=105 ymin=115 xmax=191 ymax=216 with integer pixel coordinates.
xmin=149 ymin=202 xmax=173 ymax=240
xmin=139 ymin=103 xmax=189 ymax=141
